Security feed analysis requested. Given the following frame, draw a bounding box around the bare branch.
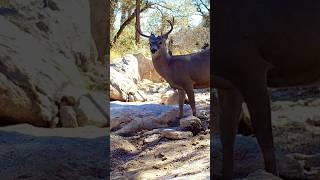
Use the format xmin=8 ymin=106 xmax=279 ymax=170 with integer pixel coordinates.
xmin=199 ymin=0 xmax=209 ymax=11
xmin=112 ymin=2 xmax=153 ymax=44
xmin=193 ymin=0 xmax=209 ymax=16
xmin=156 ymin=3 xmax=174 ymax=12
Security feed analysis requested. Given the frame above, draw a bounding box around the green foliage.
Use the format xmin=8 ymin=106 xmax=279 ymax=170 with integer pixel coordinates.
xmin=111 ymin=23 xmax=150 ymax=62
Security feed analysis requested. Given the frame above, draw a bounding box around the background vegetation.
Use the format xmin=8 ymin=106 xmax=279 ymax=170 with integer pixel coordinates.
xmin=110 ymin=0 xmax=210 ymax=62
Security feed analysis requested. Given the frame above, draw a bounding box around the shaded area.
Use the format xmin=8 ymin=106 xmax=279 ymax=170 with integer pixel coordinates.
xmin=0 ymin=125 xmax=109 ymax=179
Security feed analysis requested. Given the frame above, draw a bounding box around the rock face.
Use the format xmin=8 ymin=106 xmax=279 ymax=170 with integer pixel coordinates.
xmin=134 ymin=53 xmax=164 ymax=82
xmin=0 ymin=0 xmax=106 ymax=126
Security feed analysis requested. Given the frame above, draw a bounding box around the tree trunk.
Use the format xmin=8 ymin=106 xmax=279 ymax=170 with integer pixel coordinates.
xmin=135 ymin=0 xmax=141 ymax=44
xmin=89 ymin=0 xmax=108 ymax=64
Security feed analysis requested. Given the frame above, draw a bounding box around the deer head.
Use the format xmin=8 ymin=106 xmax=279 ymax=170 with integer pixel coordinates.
xmin=137 ymin=18 xmax=174 ymax=54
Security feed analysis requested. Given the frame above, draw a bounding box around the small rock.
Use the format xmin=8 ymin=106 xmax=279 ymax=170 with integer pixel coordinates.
xmin=161 ymin=129 xmax=193 ymax=140
xmin=128 ymin=94 xmax=135 ymax=102
xmin=197 ymin=110 xmax=209 ymax=119
xmin=155 ymin=152 xmax=165 ymax=159
xmin=49 ymin=117 xmax=59 ymax=128
xmin=180 ymin=115 xmax=203 ymax=135
xmin=144 ymin=134 xmax=162 ymax=144
xmin=60 ymin=106 xmax=78 ymax=128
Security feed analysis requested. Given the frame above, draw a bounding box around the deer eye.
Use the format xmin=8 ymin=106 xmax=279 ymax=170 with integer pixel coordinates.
xmin=159 ymin=42 xmax=162 ymax=45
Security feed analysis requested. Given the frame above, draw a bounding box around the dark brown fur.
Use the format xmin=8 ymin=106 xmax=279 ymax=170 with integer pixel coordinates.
xmin=214 ymin=0 xmax=320 ymax=179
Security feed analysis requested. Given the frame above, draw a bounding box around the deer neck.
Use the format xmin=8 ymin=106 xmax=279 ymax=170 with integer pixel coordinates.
xmin=151 ymin=48 xmax=171 ymax=80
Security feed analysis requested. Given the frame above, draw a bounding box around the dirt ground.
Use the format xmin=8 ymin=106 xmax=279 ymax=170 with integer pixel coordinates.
xmin=110 ymin=84 xmax=211 ymax=180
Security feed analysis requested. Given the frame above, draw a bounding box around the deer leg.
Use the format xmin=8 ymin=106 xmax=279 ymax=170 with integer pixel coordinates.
xmin=218 ymin=88 xmax=243 ymax=180
xmin=185 ymin=86 xmax=196 ymax=116
xmin=238 ymin=76 xmax=278 ymax=175
xmin=178 ymin=89 xmax=186 ymax=118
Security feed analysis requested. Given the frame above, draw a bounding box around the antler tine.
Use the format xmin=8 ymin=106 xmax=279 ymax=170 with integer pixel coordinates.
xmin=162 ymin=17 xmax=174 ymax=38
xmin=136 ymin=23 xmax=151 ymax=38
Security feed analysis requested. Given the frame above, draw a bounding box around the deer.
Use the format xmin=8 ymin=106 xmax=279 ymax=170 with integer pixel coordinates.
xmin=136 ymin=18 xmax=210 ymax=120
xmin=214 ymin=0 xmax=320 ymax=179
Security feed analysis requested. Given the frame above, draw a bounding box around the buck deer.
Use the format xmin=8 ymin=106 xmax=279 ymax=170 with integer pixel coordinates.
xmin=136 ymin=18 xmax=210 ymax=119
xmin=214 ymin=0 xmax=320 ymax=179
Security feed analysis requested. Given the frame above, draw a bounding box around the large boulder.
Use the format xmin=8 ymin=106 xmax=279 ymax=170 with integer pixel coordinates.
xmin=160 ymin=89 xmax=179 ymax=105
xmin=134 ymin=53 xmax=164 ymax=82
xmin=77 ymin=91 xmax=108 ymax=127
xmin=110 ymin=55 xmax=146 ymax=102
xmin=0 ymin=0 xmax=98 ymax=126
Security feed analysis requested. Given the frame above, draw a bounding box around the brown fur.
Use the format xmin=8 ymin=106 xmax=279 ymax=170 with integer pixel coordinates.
xmin=137 ymin=19 xmax=210 ymax=118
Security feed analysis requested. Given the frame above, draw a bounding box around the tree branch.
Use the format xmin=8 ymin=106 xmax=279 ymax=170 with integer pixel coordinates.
xmin=199 ymin=0 xmax=209 ymax=11
xmin=112 ymin=2 xmax=153 ymax=45
xmin=156 ymin=3 xmax=174 ymax=12
xmin=193 ymin=0 xmax=209 ymax=16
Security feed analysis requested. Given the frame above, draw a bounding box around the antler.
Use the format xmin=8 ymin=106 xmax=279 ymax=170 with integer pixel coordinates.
xmin=161 ymin=17 xmax=174 ymax=38
xmin=136 ymin=17 xmax=174 ymax=38
xmin=136 ymin=23 xmax=151 ymax=38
